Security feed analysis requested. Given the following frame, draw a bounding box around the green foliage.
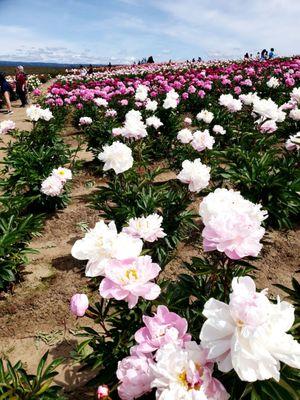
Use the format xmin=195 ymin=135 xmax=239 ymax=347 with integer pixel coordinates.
xmin=0 ymin=352 xmax=65 ymax=399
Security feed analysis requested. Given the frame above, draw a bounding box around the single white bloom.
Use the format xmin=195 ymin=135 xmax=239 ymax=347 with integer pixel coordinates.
xmin=163 ymin=89 xmax=179 ymax=109
xmin=145 ymin=99 xmax=158 ymax=111
xmin=196 ymin=109 xmax=214 ymax=124
xmin=212 ymin=125 xmax=226 ymax=135
xmin=200 ymin=276 xmax=300 ymax=382
xmin=146 ymin=116 xmax=163 ymax=129
xmin=177 ymin=128 xmax=193 ymax=144
xmin=122 ymin=213 xmax=166 ymax=242
xmin=290 ymin=108 xmax=300 ymax=121
xmin=266 ymin=77 xmax=280 ymax=88
xmin=52 ymin=167 xmax=72 ymax=183
xmin=135 ymin=84 xmax=149 ymax=101
xmin=191 ymin=130 xmax=215 ymax=152
xmin=177 ymin=159 xmax=211 ymax=192
xmin=98 ymin=141 xmax=133 ymax=174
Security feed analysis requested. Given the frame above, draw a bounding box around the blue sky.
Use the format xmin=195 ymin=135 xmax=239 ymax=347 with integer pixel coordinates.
xmin=0 ymin=0 xmax=300 ymax=64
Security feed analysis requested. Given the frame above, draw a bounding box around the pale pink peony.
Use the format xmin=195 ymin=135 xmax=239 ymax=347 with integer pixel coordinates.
xmin=122 ymin=214 xmax=166 ymax=242
xmin=0 ymin=120 xmax=16 ymax=135
xmin=259 ymin=120 xmax=277 ymax=133
xmin=199 ymin=188 xmax=267 ymax=259
xmin=117 ymin=354 xmax=154 ymax=400
xmin=97 ymin=385 xmax=109 ymax=399
xmin=200 ymin=276 xmax=300 ymax=382
xmin=134 ymin=305 xmax=191 ymax=354
xmin=70 ymin=293 xmax=89 ymax=317
xmin=79 ymin=117 xmax=93 ymax=125
xmin=191 ymin=130 xmax=215 ymax=152
xmin=177 ymin=159 xmax=210 ymax=193
xmin=41 ymin=175 xmax=64 ymax=196
xmin=99 ymin=256 xmax=161 ymax=308
xmin=177 ymin=128 xmax=193 ymax=144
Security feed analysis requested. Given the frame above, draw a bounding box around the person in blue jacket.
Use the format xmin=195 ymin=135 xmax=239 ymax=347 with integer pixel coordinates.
xmin=0 ymin=72 xmax=13 ymax=114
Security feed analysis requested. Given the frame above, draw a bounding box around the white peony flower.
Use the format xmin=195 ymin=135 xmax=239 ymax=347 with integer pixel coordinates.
xmin=98 ymin=141 xmax=133 ymax=174
xmin=177 ymin=159 xmax=210 ymax=193
xmin=177 ymin=128 xmax=193 ymax=144
xmin=184 ymin=117 xmax=192 ymax=125
xmin=252 ymin=98 xmax=286 ymax=122
xmin=163 ymin=89 xmax=179 ymax=109
xmin=41 ymin=175 xmax=63 ymax=197
xmin=94 ymin=98 xmax=108 ymax=107
xmin=151 ymin=342 xmax=229 ymax=400
xmin=196 ymin=109 xmax=214 ymax=124
xmin=122 ymin=213 xmax=166 ymax=242
xmin=200 ymin=276 xmax=300 ymax=382
xmin=71 ymin=220 xmax=143 ymax=277
xmin=52 ymin=167 xmax=72 ymax=183
xmin=114 ymin=110 xmax=148 ymax=140
xmin=146 ymin=116 xmax=163 ymax=129
xmin=285 ymin=132 xmax=300 ymax=151
xmin=79 ymin=117 xmax=93 ymax=125
xmin=266 ymin=77 xmax=280 ymax=88
xmin=290 ymin=108 xmax=300 ymax=121
xmin=191 ymin=130 xmax=215 ymax=152
xmin=219 ymin=94 xmax=242 ymax=112
xmin=290 ymin=87 xmax=300 ymax=103
xmin=135 ymin=84 xmax=149 ymax=101
xmin=239 ymin=92 xmax=260 ymax=106
xmin=212 ymin=125 xmax=226 ymax=135
xmin=145 ymin=99 xmax=158 ymax=112
xmin=26 ymin=105 xmax=53 ymax=121
xmin=0 ymin=120 xmax=16 ymax=134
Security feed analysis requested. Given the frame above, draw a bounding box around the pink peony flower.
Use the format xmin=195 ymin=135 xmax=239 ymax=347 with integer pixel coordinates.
xmin=97 ymin=385 xmax=109 ymax=399
xmin=259 ymin=120 xmax=277 ymax=133
xmin=134 ymin=305 xmax=191 ymax=354
xmin=99 ymin=256 xmax=161 ymax=308
xmin=199 ymin=188 xmax=267 ymax=259
xmin=117 ymin=354 xmax=154 ymax=400
xmin=70 ymin=293 xmax=89 ymax=317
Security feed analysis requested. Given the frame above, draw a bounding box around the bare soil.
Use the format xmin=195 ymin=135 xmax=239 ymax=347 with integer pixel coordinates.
xmin=0 ymin=91 xmax=299 ymax=398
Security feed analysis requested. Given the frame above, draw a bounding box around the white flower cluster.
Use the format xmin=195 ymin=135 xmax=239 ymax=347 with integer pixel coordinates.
xmin=26 ymin=105 xmax=53 ymax=122
xmin=112 ymin=110 xmax=147 ymax=140
xmin=41 ymin=167 xmax=72 ymax=197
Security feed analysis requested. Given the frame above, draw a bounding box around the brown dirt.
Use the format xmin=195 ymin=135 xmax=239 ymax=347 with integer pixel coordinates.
xmin=0 ymin=94 xmax=299 ymax=397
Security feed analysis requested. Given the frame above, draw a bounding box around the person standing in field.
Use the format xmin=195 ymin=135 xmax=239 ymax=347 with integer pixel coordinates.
xmin=0 ymin=72 xmax=13 ymax=114
xmin=268 ymin=48 xmax=275 ymax=59
xmin=15 ymin=66 xmax=27 ymax=107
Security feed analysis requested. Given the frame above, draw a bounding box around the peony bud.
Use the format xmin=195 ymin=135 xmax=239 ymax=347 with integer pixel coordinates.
xmin=70 ymin=293 xmax=89 ymax=317
xmin=97 ymin=385 xmax=110 ymax=399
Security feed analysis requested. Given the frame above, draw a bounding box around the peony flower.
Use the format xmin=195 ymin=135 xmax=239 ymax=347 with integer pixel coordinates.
xmin=252 ymin=98 xmax=285 ymax=122
xmin=259 ymin=119 xmax=277 ymax=133
xmin=135 ymin=84 xmax=149 ymax=101
xmin=177 ymin=128 xmax=193 ymax=144
xmin=122 ymin=214 xmax=166 ymax=242
xmin=200 ymin=276 xmax=300 ymax=382
xmin=115 ymin=110 xmax=148 ymax=140
xmin=51 ymin=167 xmax=72 ymax=183
xmin=212 ymin=125 xmax=226 ymax=135
xmin=146 ymin=116 xmax=163 ymax=129
xmin=105 ymin=108 xmax=117 ymax=117
xmin=26 ymin=105 xmax=53 ymax=121
xmin=99 ymin=256 xmax=161 ymax=308
xmin=145 ymin=99 xmax=158 ymax=111
xmin=117 ymin=353 xmax=154 ymax=400
xmin=290 ymin=108 xmax=300 ymax=121
xmin=184 ymin=117 xmax=192 ymax=125
xmin=71 ymin=220 xmax=143 ymax=277
xmin=285 ymin=132 xmax=300 ymax=151
xmin=177 ymin=159 xmax=210 ymax=193
xmin=199 ymin=188 xmax=267 ymax=259
xmin=163 ymin=89 xmax=179 ymax=109
xmin=79 ymin=116 xmax=93 ymax=126
xmin=191 ymin=130 xmax=215 ymax=152
xmin=41 ymin=175 xmax=63 ymax=196
xmin=70 ymin=293 xmax=89 ymax=317
xmin=290 ymin=87 xmax=300 ymax=103
xmin=98 ymin=142 xmax=133 ymax=174
xmin=134 ymin=305 xmax=191 ymax=354
xmin=239 ymin=92 xmax=259 ymax=106
xmin=151 ymin=342 xmax=229 ymax=400
xmin=94 ymin=98 xmax=108 ymax=107
xmin=219 ymin=94 xmax=242 ymax=112
xmin=0 ymin=120 xmax=16 ymax=134
xmin=267 ymin=77 xmax=280 ymax=88
xmin=196 ymin=109 xmax=214 ymax=124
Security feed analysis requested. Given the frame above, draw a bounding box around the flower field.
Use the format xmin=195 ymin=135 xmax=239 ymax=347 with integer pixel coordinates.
xmin=0 ymin=57 xmax=299 ymax=399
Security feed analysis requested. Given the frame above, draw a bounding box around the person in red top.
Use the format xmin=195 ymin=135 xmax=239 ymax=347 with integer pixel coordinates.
xmin=15 ymin=65 xmax=27 ymax=107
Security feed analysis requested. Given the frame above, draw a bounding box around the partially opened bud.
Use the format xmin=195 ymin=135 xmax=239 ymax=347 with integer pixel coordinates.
xmin=97 ymin=385 xmax=110 ymax=399
xmin=70 ymin=293 xmax=89 ymax=317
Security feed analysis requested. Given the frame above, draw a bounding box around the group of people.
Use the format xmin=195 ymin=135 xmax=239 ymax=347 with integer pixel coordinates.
xmin=244 ymin=48 xmax=276 ymax=61
xmin=0 ymin=66 xmax=28 ymax=114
